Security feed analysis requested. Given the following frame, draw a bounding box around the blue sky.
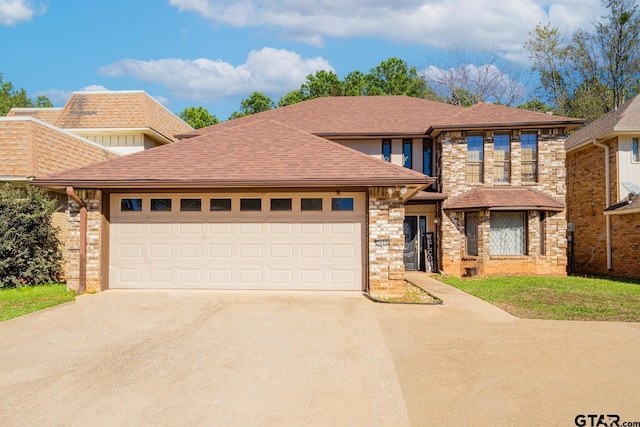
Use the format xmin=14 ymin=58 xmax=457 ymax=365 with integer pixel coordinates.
xmin=0 ymin=0 xmax=605 ymax=120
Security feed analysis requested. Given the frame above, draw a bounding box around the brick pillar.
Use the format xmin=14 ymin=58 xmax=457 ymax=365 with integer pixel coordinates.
xmin=66 ymin=189 xmax=103 ymax=292
xmin=368 ymin=187 xmax=405 ymax=296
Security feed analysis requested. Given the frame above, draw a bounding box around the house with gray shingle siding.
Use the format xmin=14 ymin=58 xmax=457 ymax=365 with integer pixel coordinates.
xmin=33 ymin=95 xmax=584 ymax=294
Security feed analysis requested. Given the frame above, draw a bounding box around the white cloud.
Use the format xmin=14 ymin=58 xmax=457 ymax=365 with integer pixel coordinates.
xmin=0 ymin=0 xmax=46 ymax=26
xmin=98 ymin=47 xmax=334 ymax=102
xmin=169 ymin=0 xmax=606 ymax=59
xmin=81 ymin=85 xmax=109 ymax=92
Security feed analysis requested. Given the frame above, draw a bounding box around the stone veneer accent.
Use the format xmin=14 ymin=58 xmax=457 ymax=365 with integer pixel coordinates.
xmin=65 ymin=189 xmax=104 ymax=292
xmin=440 ymin=129 xmax=568 ymax=277
xmin=368 ymin=187 xmax=405 ymax=295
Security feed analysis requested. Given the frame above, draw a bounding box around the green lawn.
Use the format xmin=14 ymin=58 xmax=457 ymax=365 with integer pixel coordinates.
xmin=0 ymin=284 xmax=75 ymax=322
xmin=440 ymin=275 xmax=640 ymax=322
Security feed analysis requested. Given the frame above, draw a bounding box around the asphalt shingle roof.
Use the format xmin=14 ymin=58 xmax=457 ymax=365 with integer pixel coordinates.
xmin=34 ymin=119 xmax=431 ymax=189
xmin=566 ymin=95 xmax=640 ymax=150
xmin=0 ymin=117 xmax=118 ymax=178
xmin=444 ymin=187 xmax=565 ymax=211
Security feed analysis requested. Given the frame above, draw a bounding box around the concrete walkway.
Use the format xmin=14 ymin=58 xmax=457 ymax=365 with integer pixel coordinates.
xmin=0 ymin=277 xmax=639 ymax=426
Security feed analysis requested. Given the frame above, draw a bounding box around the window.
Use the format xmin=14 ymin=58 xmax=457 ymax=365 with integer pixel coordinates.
xmin=490 ymin=212 xmax=526 ymax=255
xmin=493 ymin=134 xmax=510 ymax=183
xmin=150 ymin=198 xmax=172 ymax=211
xmin=240 ymin=198 xmax=261 ymax=211
xmin=521 ymin=133 xmax=538 ymax=182
xmin=423 ymin=139 xmax=432 ymax=176
xmin=180 ymin=198 xmax=201 ymax=212
xmin=466 ymin=135 xmax=484 ymax=183
xmin=301 ymin=198 xmax=323 ymax=211
xmin=539 ymin=211 xmax=546 ymax=256
xmin=210 ymin=198 xmax=231 ymax=211
xmin=121 ymin=198 xmax=142 ymax=212
xmin=465 ymin=212 xmax=478 ymax=256
xmin=270 ymin=198 xmax=292 ymax=211
xmin=403 ymin=139 xmax=413 ymax=169
xmin=382 ymin=140 xmax=391 ymax=162
xmin=633 ymin=138 xmax=639 ymax=162
xmin=331 ymin=197 xmax=354 ymax=211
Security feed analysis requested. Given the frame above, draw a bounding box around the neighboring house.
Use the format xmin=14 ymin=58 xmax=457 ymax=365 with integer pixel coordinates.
xmin=565 ymin=95 xmax=640 ymax=279
xmin=33 ymin=96 xmax=583 ymax=295
xmin=7 ymin=90 xmax=192 ymax=155
xmin=1 ymin=90 xmax=192 ymax=278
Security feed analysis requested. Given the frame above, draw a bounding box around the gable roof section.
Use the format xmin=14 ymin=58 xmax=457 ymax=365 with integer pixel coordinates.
xmin=181 ymin=96 xmax=466 ymax=138
xmin=0 ymin=117 xmax=119 ymax=179
xmin=429 ymin=103 xmax=584 ymax=134
xmin=33 ymin=119 xmax=432 ymax=190
xmin=444 ymin=187 xmax=565 ymax=211
xmin=7 ymin=107 xmax=63 ymax=124
xmin=566 ymin=95 xmax=640 ymax=151
xmin=53 ymin=91 xmax=192 ymax=143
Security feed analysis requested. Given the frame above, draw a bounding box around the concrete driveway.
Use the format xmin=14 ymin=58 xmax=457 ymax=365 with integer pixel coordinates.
xmin=0 ymin=275 xmax=639 ymax=427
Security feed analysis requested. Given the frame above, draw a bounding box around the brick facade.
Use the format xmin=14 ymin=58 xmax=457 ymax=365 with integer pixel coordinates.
xmin=65 ymin=189 xmax=104 ymax=292
xmin=368 ymin=187 xmax=405 ymax=295
xmin=567 ymin=138 xmax=640 ymax=278
xmin=440 ymin=129 xmax=568 ymax=277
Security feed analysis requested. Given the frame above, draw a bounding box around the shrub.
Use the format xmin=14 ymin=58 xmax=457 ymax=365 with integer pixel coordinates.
xmin=0 ymin=184 xmax=62 ymax=288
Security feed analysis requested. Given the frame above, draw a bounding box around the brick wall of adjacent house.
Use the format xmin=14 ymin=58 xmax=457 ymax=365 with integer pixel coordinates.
xmin=66 ymin=189 xmax=104 ymax=292
xmin=439 ymin=129 xmax=568 ymax=277
xmin=566 ymin=139 xmax=615 ymax=275
xmin=368 ymin=187 xmax=405 ymax=295
xmin=567 ymin=138 xmax=640 ymax=278
xmin=610 ymin=212 xmax=640 ymax=278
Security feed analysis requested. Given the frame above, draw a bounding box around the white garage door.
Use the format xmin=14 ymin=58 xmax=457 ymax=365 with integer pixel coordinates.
xmin=109 ymin=192 xmax=365 ymax=290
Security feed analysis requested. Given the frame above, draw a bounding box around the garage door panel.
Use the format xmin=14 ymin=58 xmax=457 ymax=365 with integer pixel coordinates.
xmin=110 ymin=193 xmax=363 ymax=290
xmin=149 ymin=243 xmax=172 ymax=258
xmin=179 ymin=244 xmax=202 ymax=259
xmin=208 ymin=244 xmax=232 ymax=258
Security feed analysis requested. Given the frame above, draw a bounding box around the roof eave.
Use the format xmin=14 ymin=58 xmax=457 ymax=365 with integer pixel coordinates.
xmin=428 ymin=120 xmax=584 ymax=137
xmin=445 ymin=205 xmax=564 ymax=211
xmin=32 ymin=176 xmax=434 ymax=190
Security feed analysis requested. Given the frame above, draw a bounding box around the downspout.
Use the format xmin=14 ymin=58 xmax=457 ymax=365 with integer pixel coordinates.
xmin=592 ymin=140 xmax=612 ymax=270
xmin=66 ymin=186 xmax=87 ymax=293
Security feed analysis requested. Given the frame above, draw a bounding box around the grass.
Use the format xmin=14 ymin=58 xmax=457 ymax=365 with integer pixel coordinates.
xmin=440 ymin=275 xmax=640 ymax=322
xmin=0 ymin=284 xmax=75 ymax=322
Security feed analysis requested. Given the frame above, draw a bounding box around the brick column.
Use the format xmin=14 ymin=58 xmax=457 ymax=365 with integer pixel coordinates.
xmin=368 ymin=187 xmax=405 ymax=296
xmin=66 ymin=189 xmax=103 ymax=292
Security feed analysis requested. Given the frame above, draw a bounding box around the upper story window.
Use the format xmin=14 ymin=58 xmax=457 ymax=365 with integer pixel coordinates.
xmin=521 ymin=132 xmax=538 ymax=182
xmin=423 ymin=139 xmax=432 ymax=176
xmin=466 ymin=134 xmax=484 ymax=183
xmin=493 ymin=134 xmax=511 ymax=183
xmin=382 ymin=140 xmax=391 ymax=162
xmin=633 ymin=138 xmax=639 ymax=162
xmin=403 ymin=139 xmax=413 ymax=169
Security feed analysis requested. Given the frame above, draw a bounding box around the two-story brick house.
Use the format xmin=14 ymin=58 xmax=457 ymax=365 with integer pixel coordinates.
xmin=34 ymin=96 xmax=583 ymax=294
xmin=566 ymin=95 xmax=640 ymax=278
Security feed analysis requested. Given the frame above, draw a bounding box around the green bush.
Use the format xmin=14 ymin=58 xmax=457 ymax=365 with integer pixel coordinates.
xmin=0 ymin=184 xmax=62 ymax=288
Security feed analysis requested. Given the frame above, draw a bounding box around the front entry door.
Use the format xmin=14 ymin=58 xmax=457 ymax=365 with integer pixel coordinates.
xmin=403 ymin=216 xmax=419 ymax=270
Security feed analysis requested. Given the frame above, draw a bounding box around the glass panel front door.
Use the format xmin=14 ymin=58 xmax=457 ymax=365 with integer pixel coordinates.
xmin=403 ymin=216 xmax=419 ymax=270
